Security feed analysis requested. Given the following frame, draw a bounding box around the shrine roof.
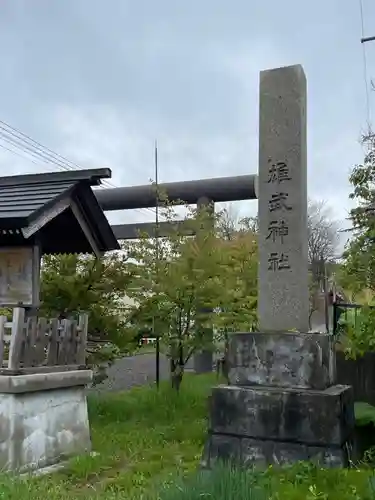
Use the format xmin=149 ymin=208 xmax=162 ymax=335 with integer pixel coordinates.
xmin=0 ymin=168 xmax=120 ymax=256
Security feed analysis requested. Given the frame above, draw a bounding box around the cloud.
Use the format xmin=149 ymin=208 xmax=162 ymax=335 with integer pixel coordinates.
xmin=0 ymin=0 xmax=373 ymax=233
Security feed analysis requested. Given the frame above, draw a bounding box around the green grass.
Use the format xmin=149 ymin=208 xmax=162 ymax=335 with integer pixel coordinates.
xmin=1 ymin=374 xmax=375 ymax=499
xmin=355 ymin=402 xmax=375 ymax=427
xmin=1 ymin=374 xmax=215 ymax=499
xmin=153 ymin=463 xmax=375 ymax=500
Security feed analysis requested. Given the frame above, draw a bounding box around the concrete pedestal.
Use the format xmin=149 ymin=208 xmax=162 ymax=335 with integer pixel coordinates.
xmin=202 ymin=333 xmax=355 ymax=469
xmin=0 ymin=370 xmax=92 ymax=472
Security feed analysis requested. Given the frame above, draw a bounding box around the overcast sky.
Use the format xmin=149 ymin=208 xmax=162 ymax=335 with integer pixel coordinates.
xmin=0 ymin=1 xmax=374 ymax=229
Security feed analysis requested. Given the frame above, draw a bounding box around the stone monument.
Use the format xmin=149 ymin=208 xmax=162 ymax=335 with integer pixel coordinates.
xmin=202 ymin=64 xmax=355 ymax=469
xmin=258 ymin=65 xmax=309 ymax=334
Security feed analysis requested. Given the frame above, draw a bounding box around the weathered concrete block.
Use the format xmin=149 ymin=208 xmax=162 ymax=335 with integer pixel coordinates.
xmin=228 ymin=332 xmax=335 ymax=389
xmin=201 ymin=434 xmax=241 ymax=469
xmin=202 ymin=434 xmax=353 ymax=469
xmin=209 ymin=384 xmax=354 ymax=446
xmin=241 ymin=438 xmax=353 ymax=468
xmin=0 ymin=370 xmax=92 ymax=472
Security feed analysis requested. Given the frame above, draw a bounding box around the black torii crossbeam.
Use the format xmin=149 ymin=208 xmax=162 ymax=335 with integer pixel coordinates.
xmin=95 ymin=173 xmax=258 ymax=240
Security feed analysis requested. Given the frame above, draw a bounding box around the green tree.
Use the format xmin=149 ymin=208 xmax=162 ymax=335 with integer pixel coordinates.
xmin=40 ymin=250 xmax=135 ymax=382
xmin=214 ymin=229 xmax=258 ymax=332
xmin=124 ymin=201 xmax=258 ymax=391
xmin=342 ymin=134 xmax=375 ymax=295
xmin=339 ymin=134 xmax=375 ymax=356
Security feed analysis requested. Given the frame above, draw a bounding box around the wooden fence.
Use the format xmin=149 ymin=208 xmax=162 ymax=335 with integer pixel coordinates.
xmin=332 ymin=302 xmax=375 ymax=404
xmin=336 ymin=351 xmax=375 ymax=405
xmin=0 ymin=307 xmax=88 ymax=374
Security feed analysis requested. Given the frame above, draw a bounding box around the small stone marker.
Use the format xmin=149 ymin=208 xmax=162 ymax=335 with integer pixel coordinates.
xmin=258 ymin=64 xmax=309 ymax=333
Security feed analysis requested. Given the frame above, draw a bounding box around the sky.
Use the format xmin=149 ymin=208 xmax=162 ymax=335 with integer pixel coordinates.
xmin=0 ymin=0 xmax=374 ymax=231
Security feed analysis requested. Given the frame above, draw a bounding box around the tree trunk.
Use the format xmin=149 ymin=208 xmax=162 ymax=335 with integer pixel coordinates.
xmin=171 ymin=370 xmax=183 ymax=391
xmin=170 ymin=342 xmax=184 ymax=392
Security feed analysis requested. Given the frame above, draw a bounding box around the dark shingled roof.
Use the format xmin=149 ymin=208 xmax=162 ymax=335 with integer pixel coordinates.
xmin=0 ymin=180 xmax=76 ymax=221
xmin=0 ymin=168 xmax=120 ymax=255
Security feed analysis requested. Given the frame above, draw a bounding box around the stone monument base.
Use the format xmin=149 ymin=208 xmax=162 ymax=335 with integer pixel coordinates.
xmin=202 ymin=433 xmax=353 ymax=469
xmin=202 ymin=384 xmax=354 ymax=469
xmin=201 ymin=332 xmax=355 ymax=469
xmin=0 ymin=370 xmax=92 ymax=472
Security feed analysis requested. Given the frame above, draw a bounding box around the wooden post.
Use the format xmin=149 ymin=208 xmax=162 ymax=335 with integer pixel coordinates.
xmin=77 ymin=314 xmax=88 ymax=365
xmin=47 ymin=318 xmax=59 ymax=365
xmin=8 ymin=307 xmax=26 ymax=370
xmin=0 ymin=316 xmax=6 ymax=367
xmin=57 ymin=319 xmax=70 ymax=365
xmin=23 ymin=317 xmax=36 ymax=367
xmin=65 ymin=320 xmax=75 ymax=365
xmin=35 ymin=317 xmax=48 ymax=365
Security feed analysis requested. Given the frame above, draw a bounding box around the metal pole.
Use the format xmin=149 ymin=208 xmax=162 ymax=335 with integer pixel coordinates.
xmin=154 ymin=141 xmax=160 ymax=389
xmin=323 ymin=260 xmax=329 ymax=333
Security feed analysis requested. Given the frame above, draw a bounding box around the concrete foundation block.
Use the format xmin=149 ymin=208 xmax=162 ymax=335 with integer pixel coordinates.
xmin=0 ymin=370 xmax=92 ymax=472
xmin=203 ymin=434 xmax=353 ymax=469
xmin=209 ymin=384 xmax=354 ymax=446
xmin=228 ymin=332 xmax=336 ymax=389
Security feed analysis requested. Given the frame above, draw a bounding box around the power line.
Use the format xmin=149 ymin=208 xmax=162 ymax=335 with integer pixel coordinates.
xmin=0 ymin=118 xmax=164 ymax=219
xmin=0 ymin=119 xmax=86 ymax=172
xmin=0 ymin=141 xmax=40 ymax=166
xmin=0 ymin=129 xmax=79 ymax=173
xmin=0 ymin=120 xmax=117 ymax=189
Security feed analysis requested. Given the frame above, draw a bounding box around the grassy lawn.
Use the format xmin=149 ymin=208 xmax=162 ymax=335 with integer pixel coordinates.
xmin=2 ymin=374 xmax=213 ymax=499
xmin=1 ymin=373 xmax=375 ymax=499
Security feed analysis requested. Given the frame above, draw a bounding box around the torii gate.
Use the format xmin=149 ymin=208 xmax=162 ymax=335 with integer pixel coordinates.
xmin=95 ymin=173 xmax=258 ymax=373
xmin=96 ymin=174 xmax=258 ymax=238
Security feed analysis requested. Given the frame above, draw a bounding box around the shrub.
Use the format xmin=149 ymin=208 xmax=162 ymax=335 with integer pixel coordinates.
xmin=337 ymin=306 xmax=375 ymax=359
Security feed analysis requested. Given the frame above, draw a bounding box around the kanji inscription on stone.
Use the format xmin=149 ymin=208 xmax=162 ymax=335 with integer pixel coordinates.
xmin=268 ymin=252 xmax=291 ymax=271
xmin=258 ymin=65 xmax=309 ymax=333
xmin=268 ymin=161 xmax=291 ymax=184
xmin=266 ymin=220 xmax=289 ymax=244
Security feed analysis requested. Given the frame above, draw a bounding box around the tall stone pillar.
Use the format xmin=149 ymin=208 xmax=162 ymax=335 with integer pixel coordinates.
xmin=202 ymin=65 xmax=355 ymax=469
xmin=257 ymin=65 xmax=309 ymax=333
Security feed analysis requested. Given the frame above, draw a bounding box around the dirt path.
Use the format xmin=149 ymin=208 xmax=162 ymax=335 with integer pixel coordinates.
xmin=91 ymin=353 xmax=196 ymax=393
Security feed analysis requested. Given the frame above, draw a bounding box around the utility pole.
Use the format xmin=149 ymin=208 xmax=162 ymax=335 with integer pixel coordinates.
xmin=153 ymin=140 xmax=161 ymax=388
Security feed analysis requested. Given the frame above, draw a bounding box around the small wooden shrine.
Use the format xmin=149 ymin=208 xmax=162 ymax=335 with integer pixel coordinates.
xmin=0 ymin=168 xmax=119 ymax=372
xmin=0 ymin=168 xmax=119 ymax=473
xmin=0 ymin=167 xmax=119 ymax=308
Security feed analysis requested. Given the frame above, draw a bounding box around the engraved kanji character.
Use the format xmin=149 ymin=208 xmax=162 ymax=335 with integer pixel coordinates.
xmin=266 ymin=220 xmax=289 ymax=243
xmin=278 ymin=253 xmax=290 ymax=270
xmin=268 ymin=192 xmax=292 ymax=212
xmin=268 ymin=162 xmax=291 ymax=184
xmin=268 ymin=252 xmax=291 ymax=271
xmin=268 ymin=252 xmax=279 ymax=272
